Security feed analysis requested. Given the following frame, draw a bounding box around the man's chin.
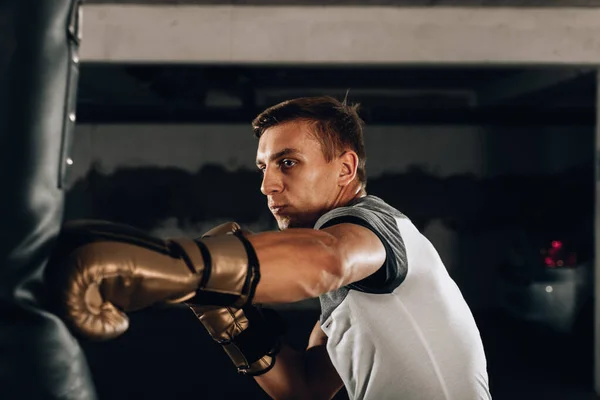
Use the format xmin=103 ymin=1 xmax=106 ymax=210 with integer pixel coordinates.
xmin=274 ymin=216 xmax=289 ymax=231
xmin=274 ymin=212 xmax=319 ymax=230
xmin=278 ymin=219 xmax=315 ymax=230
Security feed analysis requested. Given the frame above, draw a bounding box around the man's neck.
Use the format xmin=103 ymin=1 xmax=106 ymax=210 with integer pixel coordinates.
xmin=334 ymin=182 xmax=366 ymax=209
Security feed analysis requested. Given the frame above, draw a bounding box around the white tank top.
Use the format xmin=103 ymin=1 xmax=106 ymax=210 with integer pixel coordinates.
xmin=315 ymin=196 xmax=491 ymax=400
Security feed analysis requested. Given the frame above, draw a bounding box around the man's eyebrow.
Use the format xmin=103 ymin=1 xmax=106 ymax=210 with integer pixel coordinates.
xmin=256 ymin=148 xmax=301 ymax=166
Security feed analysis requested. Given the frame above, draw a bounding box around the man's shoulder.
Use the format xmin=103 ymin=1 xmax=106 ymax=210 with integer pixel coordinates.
xmin=317 ymin=195 xmax=405 ymax=226
xmin=317 ymin=195 xmax=410 ymax=296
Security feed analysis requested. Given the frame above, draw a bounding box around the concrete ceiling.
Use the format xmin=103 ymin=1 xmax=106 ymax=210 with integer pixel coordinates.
xmin=84 ymin=0 xmax=600 ymax=7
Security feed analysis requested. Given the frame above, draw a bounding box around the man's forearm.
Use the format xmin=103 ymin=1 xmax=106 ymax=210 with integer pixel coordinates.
xmin=254 ymin=345 xmax=311 ymax=400
xmin=247 ymin=229 xmax=344 ymax=304
xmin=253 ymin=344 xmax=342 ymax=400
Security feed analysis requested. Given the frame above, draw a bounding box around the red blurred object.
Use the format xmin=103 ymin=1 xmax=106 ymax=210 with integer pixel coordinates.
xmin=545 ymin=256 xmax=556 ymax=267
xmin=543 ymin=240 xmax=577 ymax=268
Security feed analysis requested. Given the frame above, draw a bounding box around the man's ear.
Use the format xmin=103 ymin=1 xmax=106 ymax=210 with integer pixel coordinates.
xmin=338 ymin=151 xmax=358 ymax=186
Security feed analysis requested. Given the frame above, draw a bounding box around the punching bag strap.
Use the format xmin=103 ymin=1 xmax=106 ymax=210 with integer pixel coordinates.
xmin=58 ymin=0 xmax=82 ymax=189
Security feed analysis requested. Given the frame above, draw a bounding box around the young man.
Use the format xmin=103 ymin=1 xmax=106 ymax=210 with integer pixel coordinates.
xmin=237 ymin=96 xmax=491 ymax=399
xmin=50 ymin=97 xmax=490 ymax=400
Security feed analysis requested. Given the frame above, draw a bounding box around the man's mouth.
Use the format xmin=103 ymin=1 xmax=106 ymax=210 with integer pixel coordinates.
xmin=269 ymin=204 xmax=288 ymax=214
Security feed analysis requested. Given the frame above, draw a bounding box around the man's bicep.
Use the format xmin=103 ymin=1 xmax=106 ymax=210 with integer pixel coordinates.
xmin=305 ymin=320 xmax=344 ymax=399
xmin=321 ymin=215 xmax=407 ymax=294
xmin=322 ymin=223 xmax=386 ymax=286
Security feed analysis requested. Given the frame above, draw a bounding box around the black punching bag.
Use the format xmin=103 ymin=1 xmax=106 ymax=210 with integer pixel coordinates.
xmin=0 ymin=1 xmax=97 ymax=399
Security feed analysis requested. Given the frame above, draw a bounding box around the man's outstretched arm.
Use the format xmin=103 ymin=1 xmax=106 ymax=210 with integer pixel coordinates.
xmin=46 ymin=220 xmax=384 ymax=341
xmin=247 ymin=223 xmax=386 ymax=305
xmin=254 ymin=321 xmax=343 ymax=400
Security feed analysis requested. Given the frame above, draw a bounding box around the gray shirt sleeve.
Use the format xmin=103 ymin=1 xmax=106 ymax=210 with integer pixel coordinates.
xmin=314 ymin=198 xmax=408 ymax=293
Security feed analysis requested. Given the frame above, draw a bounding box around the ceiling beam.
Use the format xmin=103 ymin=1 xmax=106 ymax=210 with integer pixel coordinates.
xmin=476 ymin=68 xmax=594 ymax=106
xmin=84 ymin=0 xmax=600 ymax=7
xmin=80 ymin=5 xmax=600 ymax=65
xmin=255 ymin=88 xmax=478 ymax=107
xmin=78 ymin=67 xmax=166 ymax=105
xmin=75 ymin=103 xmax=595 ymax=126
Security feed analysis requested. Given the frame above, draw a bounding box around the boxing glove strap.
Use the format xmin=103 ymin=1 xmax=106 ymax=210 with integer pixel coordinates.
xmin=222 ymin=343 xmax=279 ymax=376
xmin=177 ymin=233 xmax=260 ymax=308
xmin=218 ymin=306 xmax=283 ymax=376
xmin=193 ymin=304 xmax=284 ymax=376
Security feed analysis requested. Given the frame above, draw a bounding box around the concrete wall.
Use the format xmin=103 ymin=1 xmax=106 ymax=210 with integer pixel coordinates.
xmin=67 ymin=123 xmax=593 ymax=311
xmin=68 ymin=124 xmax=490 ymax=180
xmin=69 ymin=124 xmax=593 ymax=181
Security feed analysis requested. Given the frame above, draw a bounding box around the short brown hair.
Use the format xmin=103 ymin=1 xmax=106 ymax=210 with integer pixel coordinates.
xmin=252 ymin=96 xmax=367 ymax=187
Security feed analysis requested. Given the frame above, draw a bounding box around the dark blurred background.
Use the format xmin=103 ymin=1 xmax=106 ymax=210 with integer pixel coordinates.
xmin=65 ymin=63 xmax=596 ymax=399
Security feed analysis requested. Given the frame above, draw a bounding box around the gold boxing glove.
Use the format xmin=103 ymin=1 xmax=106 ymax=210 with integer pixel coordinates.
xmin=188 ymin=222 xmax=280 ymax=376
xmin=45 ymin=220 xmax=260 ymax=341
xmin=190 ymin=305 xmax=283 ymax=376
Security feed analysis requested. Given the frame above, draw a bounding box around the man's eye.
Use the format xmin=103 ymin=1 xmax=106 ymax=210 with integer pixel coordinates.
xmin=257 ymin=166 xmax=266 ymax=174
xmin=281 ymin=159 xmax=296 ymax=168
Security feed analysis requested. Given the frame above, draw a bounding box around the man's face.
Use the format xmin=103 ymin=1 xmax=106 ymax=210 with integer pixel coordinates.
xmin=256 ymin=120 xmax=342 ymax=230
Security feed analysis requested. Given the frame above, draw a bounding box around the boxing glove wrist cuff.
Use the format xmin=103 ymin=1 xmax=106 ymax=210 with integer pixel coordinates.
xmin=221 ymin=338 xmax=280 ymax=376
xmin=195 ymin=305 xmax=285 ymax=376
xmin=222 ymin=306 xmax=283 ymax=376
xmin=171 ymin=232 xmax=260 ymax=308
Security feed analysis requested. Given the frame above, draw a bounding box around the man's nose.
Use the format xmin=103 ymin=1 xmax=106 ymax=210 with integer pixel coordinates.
xmin=260 ymin=167 xmax=283 ymax=195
